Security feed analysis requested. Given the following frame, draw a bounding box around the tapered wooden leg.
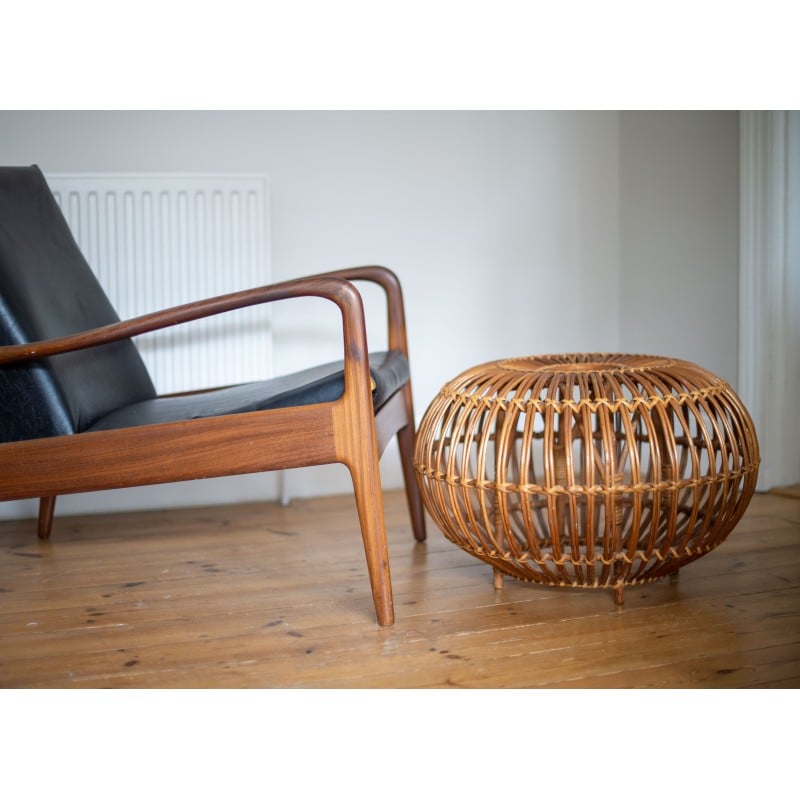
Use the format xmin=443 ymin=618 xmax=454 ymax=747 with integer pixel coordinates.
xmin=397 ymin=418 xmax=426 ymax=542
xmin=349 ymin=458 xmax=395 ymax=626
xmin=493 ymin=569 xmax=504 ymax=590
xmin=670 ymin=570 xmax=680 ymax=584
xmin=613 ymin=582 xmax=625 ymax=606
xmin=38 ymin=496 xmax=56 ymax=540
xmin=343 ymin=383 xmax=395 ymax=625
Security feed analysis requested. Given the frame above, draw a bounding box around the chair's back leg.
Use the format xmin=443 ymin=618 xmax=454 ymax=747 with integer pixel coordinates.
xmin=398 ymin=424 xmax=427 ymax=543
xmin=397 ymin=384 xmax=427 ymax=543
xmin=38 ymin=496 xmax=56 ymax=539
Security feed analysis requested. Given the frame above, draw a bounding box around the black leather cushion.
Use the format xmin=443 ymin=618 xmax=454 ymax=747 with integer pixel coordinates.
xmin=0 ymin=359 xmax=74 ymax=442
xmin=88 ymin=350 xmax=408 ymax=432
xmin=0 ymin=165 xmax=157 ymax=441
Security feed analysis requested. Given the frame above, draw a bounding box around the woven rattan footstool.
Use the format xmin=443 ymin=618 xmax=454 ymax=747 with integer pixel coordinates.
xmin=413 ymin=353 xmax=760 ymax=605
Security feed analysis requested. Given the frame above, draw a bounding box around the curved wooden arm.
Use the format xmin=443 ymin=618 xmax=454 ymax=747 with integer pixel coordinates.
xmin=310 ymin=266 xmax=409 ymax=356
xmin=0 ymin=275 xmax=367 ymax=366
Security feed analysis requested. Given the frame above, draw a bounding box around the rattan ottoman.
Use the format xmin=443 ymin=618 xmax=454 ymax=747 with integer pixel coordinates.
xmin=414 ymin=353 xmax=760 ymax=604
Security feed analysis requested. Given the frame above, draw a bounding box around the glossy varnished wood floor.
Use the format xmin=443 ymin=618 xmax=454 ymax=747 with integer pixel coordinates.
xmin=1 ymin=488 xmax=798 ymax=688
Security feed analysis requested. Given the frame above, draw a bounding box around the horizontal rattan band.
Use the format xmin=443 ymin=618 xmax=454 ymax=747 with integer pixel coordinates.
xmin=437 ymin=382 xmax=732 ymax=415
xmin=448 ymin=536 xmax=718 ymax=566
xmin=497 ymin=355 xmax=678 ymax=375
xmin=414 ymin=462 xmax=760 ymax=496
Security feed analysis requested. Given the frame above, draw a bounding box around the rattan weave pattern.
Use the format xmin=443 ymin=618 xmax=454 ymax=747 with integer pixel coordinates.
xmin=413 ymin=353 xmax=760 ymax=601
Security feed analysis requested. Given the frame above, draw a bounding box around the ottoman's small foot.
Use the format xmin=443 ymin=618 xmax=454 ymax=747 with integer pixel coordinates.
xmin=613 ymin=583 xmax=625 ymax=606
xmin=669 ymin=571 xmax=680 ymax=584
xmin=493 ymin=569 xmax=504 ymax=590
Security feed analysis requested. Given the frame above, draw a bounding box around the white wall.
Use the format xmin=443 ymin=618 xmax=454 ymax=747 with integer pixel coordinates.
xmin=0 ymin=111 xmax=740 ymax=520
xmin=619 ymin=111 xmax=740 ymax=382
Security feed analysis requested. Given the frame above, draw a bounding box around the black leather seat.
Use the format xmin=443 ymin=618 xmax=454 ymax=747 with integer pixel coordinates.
xmin=87 ymin=350 xmax=409 ymax=432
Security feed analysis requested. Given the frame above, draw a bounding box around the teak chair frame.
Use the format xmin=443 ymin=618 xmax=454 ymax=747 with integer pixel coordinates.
xmin=0 ymin=265 xmax=426 ymax=626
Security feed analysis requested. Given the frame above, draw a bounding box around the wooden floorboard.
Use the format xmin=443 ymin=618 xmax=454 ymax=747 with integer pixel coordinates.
xmin=1 ymin=488 xmax=799 ymax=688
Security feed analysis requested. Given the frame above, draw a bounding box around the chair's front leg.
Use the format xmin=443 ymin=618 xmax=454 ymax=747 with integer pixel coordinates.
xmin=333 ymin=280 xmax=395 ymax=625
xmin=345 ymin=430 xmax=395 ymax=626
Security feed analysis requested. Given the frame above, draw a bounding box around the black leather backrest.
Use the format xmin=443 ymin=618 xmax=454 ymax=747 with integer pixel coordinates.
xmin=0 ymin=165 xmax=156 ymax=442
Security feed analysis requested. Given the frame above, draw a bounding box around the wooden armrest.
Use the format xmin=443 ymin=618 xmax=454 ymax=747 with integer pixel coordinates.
xmin=0 ymin=275 xmax=367 ymax=367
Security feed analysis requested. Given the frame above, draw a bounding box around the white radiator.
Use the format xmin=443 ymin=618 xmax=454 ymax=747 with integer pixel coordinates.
xmin=46 ymin=173 xmax=271 ymax=394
